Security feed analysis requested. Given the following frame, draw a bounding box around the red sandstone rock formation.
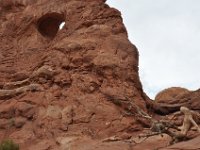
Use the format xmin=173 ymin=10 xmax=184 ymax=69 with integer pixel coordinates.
xmin=0 ymin=0 xmax=200 ymax=149
xmin=0 ymin=0 xmax=150 ymax=149
xmin=155 ymin=87 xmax=200 ymax=111
xmin=155 ymin=87 xmax=190 ymax=103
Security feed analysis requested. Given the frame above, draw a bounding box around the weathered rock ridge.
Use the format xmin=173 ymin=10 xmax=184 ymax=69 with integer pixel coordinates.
xmin=0 ymin=0 xmax=149 ymax=149
xmin=0 ymin=0 xmax=200 ymax=149
xmin=155 ymin=87 xmax=200 ymax=112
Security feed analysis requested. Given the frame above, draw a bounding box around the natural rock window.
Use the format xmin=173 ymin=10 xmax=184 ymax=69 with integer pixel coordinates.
xmin=37 ymin=13 xmax=65 ymax=38
xmin=59 ymin=22 xmax=65 ymax=30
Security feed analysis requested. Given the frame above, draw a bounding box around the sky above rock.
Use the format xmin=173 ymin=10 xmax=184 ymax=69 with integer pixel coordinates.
xmin=107 ymin=0 xmax=200 ymax=99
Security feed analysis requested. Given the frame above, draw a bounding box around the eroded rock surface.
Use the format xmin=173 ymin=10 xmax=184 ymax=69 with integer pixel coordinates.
xmin=155 ymin=87 xmax=190 ymax=103
xmin=0 ymin=0 xmax=149 ymax=149
xmin=155 ymin=87 xmax=200 ymax=111
xmin=1 ymin=0 xmax=200 ymax=149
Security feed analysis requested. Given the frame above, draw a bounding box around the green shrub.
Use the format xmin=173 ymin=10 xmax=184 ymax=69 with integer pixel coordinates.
xmin=0 ymin=139 xmax=19 ymax=150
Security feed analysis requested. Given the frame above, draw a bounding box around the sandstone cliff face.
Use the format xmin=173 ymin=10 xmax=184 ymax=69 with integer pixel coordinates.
xmin=0 ymin=0 xmax=148 ymax=149
xmin=1 ymin=1 xmax=200 ymax=149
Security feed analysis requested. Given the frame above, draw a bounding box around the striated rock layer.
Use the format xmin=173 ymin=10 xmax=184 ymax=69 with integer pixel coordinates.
xmin=155 ymin=87 xmax=200 ymax=111
xmin=155 ymin=87 xmax=190 ymax=103
xmin=0 ymin=0 xmax=149 ymax=149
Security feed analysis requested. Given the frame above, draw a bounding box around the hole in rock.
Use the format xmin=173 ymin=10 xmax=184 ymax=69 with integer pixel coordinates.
xmin=37 ymin=13 xmax=65 ymax=38
xmin=59 ymin=22 xmax=65 ymax=30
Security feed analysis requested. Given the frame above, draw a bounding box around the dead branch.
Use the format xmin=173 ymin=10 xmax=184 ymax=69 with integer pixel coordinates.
xmin=179 ymin=106 xmax=200 ymax=135
xmin=139 ymin=107 xmax=200 ymax=145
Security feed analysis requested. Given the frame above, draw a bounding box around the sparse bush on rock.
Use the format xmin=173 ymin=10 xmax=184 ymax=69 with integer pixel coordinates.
xmin=0 ymin=139 xmax=19 ymax=150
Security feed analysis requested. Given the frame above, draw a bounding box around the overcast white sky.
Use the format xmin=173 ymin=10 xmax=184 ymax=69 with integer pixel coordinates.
xmin=106 ymin=0 xmax=200 ymax=99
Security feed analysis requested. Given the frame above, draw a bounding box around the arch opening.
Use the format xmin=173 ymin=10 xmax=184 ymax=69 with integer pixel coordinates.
xmin=37 ymin=13 xmax=65 ymax=38
xmin=59 ymin=21 xmax=65 ymax=30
